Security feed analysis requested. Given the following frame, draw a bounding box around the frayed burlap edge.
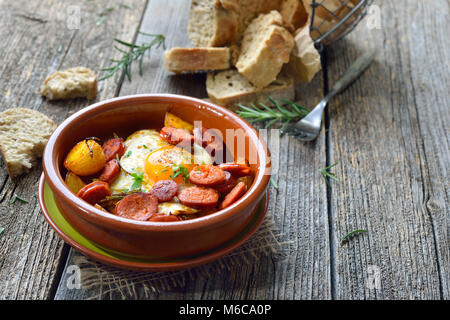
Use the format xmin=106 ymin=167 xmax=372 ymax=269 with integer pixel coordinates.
xmin=71 ymin=216 xmax=291 ymax=300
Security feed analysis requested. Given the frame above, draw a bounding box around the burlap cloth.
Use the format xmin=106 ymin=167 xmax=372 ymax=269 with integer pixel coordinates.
xmin=71 ymin=208 xmax=290 ymax=299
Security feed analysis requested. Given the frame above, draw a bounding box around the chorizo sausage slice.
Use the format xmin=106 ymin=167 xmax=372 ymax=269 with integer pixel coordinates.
xmin=150 ymin=180 xmax=178 ymax=202
xmin=102 ymin=138 xmax=126 ymax=162
xmin=148 ymin=213 xmax=181 ymax=222
xmin=213 ymin=171 xmax=237 ymax=195
xmin=193 ymin=127 xmax=224 ymax=159
xmin=77 ymin=181 xmax=111 ymax=205
xmin=219 ymin=182 xmax=247 ymax=209
xmin=159 ymin=126 xmax=194 ymax=146
xmin=218 ymin=163 xmax=252 ymax=177
xmin=115 ymin=193 xmax=159 ymax=221
xmin=178 ymin=186 xmax=219 ymax=209
xmin=98 ymin=159 xmax=121 ymax=183
xmin=189 ymin=165 xmax=226 ymax=186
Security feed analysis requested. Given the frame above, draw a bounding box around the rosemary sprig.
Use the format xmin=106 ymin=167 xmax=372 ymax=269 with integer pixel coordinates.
xmin=237 ymin=96 xmax=309 ymax=133
xmin=320 ymin=161 xmax=339 ymax=186
xmin=10 ymin=194 xmax=29 ymax=204
xmin=99 ymin=32 xmax=166 ymax=82
xmin=341 ymin=229 xmax=368 ymax=245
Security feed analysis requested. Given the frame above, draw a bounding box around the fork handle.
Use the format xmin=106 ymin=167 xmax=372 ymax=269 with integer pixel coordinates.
xmin=328 ymin=48 xmax=377 ymax=97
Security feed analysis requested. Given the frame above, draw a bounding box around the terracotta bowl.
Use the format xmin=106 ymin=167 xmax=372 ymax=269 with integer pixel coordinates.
xmin=42 ymin=94 xmax=271 ymax=259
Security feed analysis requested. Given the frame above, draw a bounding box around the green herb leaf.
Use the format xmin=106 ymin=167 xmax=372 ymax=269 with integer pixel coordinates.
xmin=130 ymin=172 xmax=144 ymax=190
xmin=10 ymin=194 xmax=29 ymax=204
xmin=236 ymin=96 xmax=309 ymax=134
xmin=124 ymin=151 xmax=132 ymax=158
xmin=0 ymin=226 xmax=4 ymax=236
xmin=341 ymin=229 xmax=368 ymax=245
xmin=171 ymin=165 xmax=190 ymax=183
xmin=270 ymin=177 xmax=278 ymax=190
xmin=320 ymin=161 xmax=339 ymax=186
xmin=99 ymin=32 xmax=165 ymax=82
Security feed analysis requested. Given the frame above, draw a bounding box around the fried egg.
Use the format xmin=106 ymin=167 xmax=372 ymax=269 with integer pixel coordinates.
xmin=110 ymin=128 xmax=213 ymax=196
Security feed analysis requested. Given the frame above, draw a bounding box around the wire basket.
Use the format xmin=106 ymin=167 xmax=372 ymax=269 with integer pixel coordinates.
xmin=308 ymin=0 xmax=374 ymax=49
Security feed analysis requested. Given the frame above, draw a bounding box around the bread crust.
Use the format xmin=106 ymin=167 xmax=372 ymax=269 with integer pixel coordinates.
xmin=236 ymin=11 xmax=294 ymax=88
xmin=40 ymin=67 xmax=97 ymax=100
xmin=164 ymin=47 xmax=232 ymax=73
xmin=0 ymin=108 xmax=57 ymax=178
xmin=206 ymin=70 xmax=294 ymax=109
xmin=188 ymin=0 xmax=239 ymax=47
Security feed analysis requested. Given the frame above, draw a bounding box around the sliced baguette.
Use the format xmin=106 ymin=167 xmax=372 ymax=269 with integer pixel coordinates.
xmin=0 ymin=108 xmax=57 ymax=178
xmin=40 ymin=67 xmax=97 ymax=100
xmin=164 ymin=47 xmax=232 ymax=73
xmin=206 ymin=69 xmax=294 ymax=109
xmin=236 ymin=11 xmax=295 ymax=88
xmin=188 ymin=0 xmax=239 ymax=47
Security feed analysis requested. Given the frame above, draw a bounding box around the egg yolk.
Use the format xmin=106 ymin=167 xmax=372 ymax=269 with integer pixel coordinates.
xmin=145 ymin=145 xmax=195 ymax=184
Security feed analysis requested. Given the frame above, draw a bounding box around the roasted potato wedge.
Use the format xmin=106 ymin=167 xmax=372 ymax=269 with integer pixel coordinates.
xmin=164 ymin=112 xmax=194 ymax=132
xmin=64 ymin=139 xmax=106 ymax=176
xmin=65 ymin=171 xmax=86 ymax=194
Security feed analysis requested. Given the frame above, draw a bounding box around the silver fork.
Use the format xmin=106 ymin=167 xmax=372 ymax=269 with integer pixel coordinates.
xmin=284 ymin=48 xmax=377 ymax=141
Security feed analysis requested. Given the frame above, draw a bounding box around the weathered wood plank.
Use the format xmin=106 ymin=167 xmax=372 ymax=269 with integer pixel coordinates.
xmin=54 ymin=0 xmax=331 ymax=300
xmin=0 ymin=0 xmax=147 ymax=299
xmin=325 ymin=0 xmax=448 ymax=299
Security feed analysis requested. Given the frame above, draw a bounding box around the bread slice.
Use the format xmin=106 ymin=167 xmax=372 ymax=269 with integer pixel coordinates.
xmin=236 ymin=11 xmax=295 ymax=88
xmin=164 ymin=47 xmax=233 ymax=73
xmin=0 ymin=108 xmax=57 ymax=178
xmin=284 ymin=21 xmax=322 ymax=82
xmin=237 ymin=0 xmax=283 ymax=40
xmin=280 ymin=0 xmax=308 ymax=29
xmin=188 ymin=0 xmax=239 ymax=47
xmin=40 ymin=67 xmax=97 ymax=100
xmin=206 ymin=69 xmax=294 ymax=109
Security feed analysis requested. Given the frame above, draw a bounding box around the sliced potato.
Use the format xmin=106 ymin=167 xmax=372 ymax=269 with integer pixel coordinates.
xmin=64 ymin=139 xmax=106 ymax=176
xmin=65 ymin=171 xmax=86 ymax=194
xmin=164 ymin=112 xmax=194 ymax=132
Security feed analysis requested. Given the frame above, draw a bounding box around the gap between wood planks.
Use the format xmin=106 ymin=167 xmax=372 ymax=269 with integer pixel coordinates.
xmin=321 ymin=48 xmax=337 ymax=300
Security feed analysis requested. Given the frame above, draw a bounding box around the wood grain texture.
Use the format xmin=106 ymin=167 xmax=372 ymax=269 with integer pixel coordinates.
xmin=54 ymin=0 xmax=331 ymax=300
xmin=325 ymin=0 xmax=448 ymax=299
xmin=0 ymin=0 xmax=146 ymax=299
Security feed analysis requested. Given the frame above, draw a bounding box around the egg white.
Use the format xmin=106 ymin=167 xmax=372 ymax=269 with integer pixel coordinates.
xmin=110 ymin=129 xmax=213 ymax=196
xmin=119 ymin=129 xmax=168 ymax=175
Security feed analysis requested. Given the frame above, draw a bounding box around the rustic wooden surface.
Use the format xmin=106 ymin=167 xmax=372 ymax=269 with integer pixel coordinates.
xmin=0 ymin=0 xmax=448 ymax=300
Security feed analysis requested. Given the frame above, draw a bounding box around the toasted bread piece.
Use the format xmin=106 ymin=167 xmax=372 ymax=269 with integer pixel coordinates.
xmin=280 ymin=0 xmax=308 ymax=29
xmin=284 ymin=21 xmax=322 ymax=82
xmin=206 ymin=69 xmax=294 ymax=109
xmin=188 ymin=0 xmax=239 ymax=47
xmin=0 ymin=108 xmax=57 ymax=178
xmin=40 ymin=67 xmax=97 ymax=100
xmin=236 ymin=11 xmax=294 ymax=88
xmin=164 ymin=47 xmax=233 ymax=73
xmin=237 ymin=0 xmax=283 ymax=40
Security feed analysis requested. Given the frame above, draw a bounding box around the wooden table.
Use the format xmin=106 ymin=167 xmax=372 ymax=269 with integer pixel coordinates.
xmin=0 ymin=0 xmax=448 ymax=300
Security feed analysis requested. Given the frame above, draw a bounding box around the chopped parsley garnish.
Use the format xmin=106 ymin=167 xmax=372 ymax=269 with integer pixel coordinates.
xmin=130 ymin=172 xmax=144 ymax=190
xmin=171 ymin=165 xmax=190 ymax=183
xmin=124 ymin=151 xmax=132 ymax=158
